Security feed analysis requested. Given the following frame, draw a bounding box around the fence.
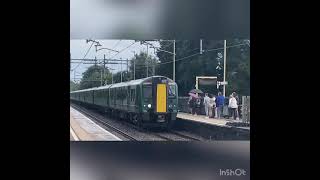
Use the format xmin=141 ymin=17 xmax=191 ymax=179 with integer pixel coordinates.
xmin=241 ymin=96 xmax=250 ymax=123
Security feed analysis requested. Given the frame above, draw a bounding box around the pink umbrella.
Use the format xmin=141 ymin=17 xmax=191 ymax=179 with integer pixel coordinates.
xmin=188 ymin=92 xmax=198 ymax=98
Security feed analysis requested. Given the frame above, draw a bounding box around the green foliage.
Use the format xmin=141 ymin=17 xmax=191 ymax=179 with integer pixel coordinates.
xmin=79 ymin=65 xmax=112 ymax=89
xmin=156 ymin=39 xmax=250 ymax=96
xmin=224 ymin=39 xmax=250 ymax=96
xmin=112 ymin=52 xmax=158 ymax=84
xmin=129 ymin=52 xmax=158 ymax=80
xmin=112 ymin=71 xmax=131 ymax=83
xmin=70 ymin=81 xmax=79 ymax=91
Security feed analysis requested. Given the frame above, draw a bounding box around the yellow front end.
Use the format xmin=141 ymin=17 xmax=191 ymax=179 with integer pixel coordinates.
xmin=156 ymin=84 xmax=167 ymax=113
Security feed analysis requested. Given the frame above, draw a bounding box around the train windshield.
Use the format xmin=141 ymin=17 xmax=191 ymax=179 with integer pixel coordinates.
xmin=168 ymin=85 xmax=176 ymax=97
xmin=143 ymin=85 xmax=152 ymax=99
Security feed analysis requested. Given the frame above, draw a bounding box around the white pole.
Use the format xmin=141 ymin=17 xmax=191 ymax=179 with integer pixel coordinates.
xmin=200 ymin=39 xmax=203 ymax=54
xmin=223 ymin=40 xmax=227 ymax=97
xmin=146 ymin=44 xmax=148 ymax=77
xmin=100 ymin=68 xmax=102 ymax=86
xmin=120 ymin=59 xmax=122 ymax=82
xmin=196 ymin=77 xmax=198 ymax=90
xmin=173 ymin=40 xmax=176 ymax=82
xmin=132 ymin=51 xmax=135 ymax=80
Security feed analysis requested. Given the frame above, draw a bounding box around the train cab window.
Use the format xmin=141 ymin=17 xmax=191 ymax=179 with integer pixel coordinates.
xmin=143 ymin=85 xmax=152 ymax=100
xmin=168 ymin=85 xmax=176 ymax=97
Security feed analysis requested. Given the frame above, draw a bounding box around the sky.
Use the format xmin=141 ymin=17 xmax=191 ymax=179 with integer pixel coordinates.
xmin=70 ymin=40 xmax=159 ymax=82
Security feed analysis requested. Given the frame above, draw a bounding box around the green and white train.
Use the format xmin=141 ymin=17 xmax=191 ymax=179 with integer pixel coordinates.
xmin=70 ymin=76 xmax=178 ymax=129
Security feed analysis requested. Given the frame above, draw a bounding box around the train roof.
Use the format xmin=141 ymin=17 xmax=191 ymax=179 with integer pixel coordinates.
xmin=70 ymin=87 xmax=98 ymax=93
xmin=70 ymin=76 xmax=176 ymax=93
xmin=110 ymin=76 xmax=175 ymax=88
xmin=94 ymin=84 xmax=113 ymax=90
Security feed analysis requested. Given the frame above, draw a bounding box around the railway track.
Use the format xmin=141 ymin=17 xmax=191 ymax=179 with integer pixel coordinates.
xmin=151 ymin=133 xmax=175 ymax=141
xmin=71 ymin=103 xmax=203 ymax=141
xmin=169 ymin=131 xmax=201 ymax=141
xmin=125 ymin=123 xmax=201 ymax=141
xmin=71 ymin=104 xmax=139 ymax=141
xmin=150 ymin=131 xmax=201 ymax=141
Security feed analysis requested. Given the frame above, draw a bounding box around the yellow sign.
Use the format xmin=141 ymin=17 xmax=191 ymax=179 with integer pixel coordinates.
xmin=156 ymin=84 xmax=167 ymax=113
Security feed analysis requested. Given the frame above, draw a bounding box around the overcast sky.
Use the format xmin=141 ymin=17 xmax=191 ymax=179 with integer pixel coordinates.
xmin=70 ymin=40 xmax=159 ymax=82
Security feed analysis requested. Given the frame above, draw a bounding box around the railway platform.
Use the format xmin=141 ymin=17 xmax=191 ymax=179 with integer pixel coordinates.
xmin=177 ymin=112 xmax=250 ymax=130
xmin=70 ymin=106 xmax=122 ymax=141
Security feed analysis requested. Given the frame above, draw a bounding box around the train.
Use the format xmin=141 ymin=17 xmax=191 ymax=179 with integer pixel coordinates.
xmin=70 ymin=76 xmax=178 ymax=129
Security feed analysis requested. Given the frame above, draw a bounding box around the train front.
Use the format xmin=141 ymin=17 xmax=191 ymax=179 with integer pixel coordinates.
xmin=141 ymin=76 xmax=178 ymax=128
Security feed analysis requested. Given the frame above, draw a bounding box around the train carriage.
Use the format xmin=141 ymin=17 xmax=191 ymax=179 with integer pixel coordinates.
xmin=93 ymin=85 xmax=111 ymax=108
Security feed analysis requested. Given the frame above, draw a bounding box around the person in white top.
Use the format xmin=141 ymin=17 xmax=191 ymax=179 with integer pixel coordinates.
xmin=232 ymin=92 xmax=240 ymax=120
xmin=208 ymin=94 xmax=216 ymax=118
xmin=203 ymin=93 xmax=210 ymax=118
xmin=228 ymin=94 xmax=238 ymax=120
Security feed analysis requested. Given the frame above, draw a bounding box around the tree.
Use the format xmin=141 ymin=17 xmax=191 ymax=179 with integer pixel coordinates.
xmin=70 ymin=80 xmax=79 ymax=91
xmin=155 ymin=39 xmax=250 ymax=96
xmin=224 ymin=39 xmax=250 ymax=96
xmin=129 ymin=52 xmax=158 ymax=80
xmin=79 ymin=65 xmax=112 ymax=89
xmin=112 ymin=71 xmax=131 ymax=83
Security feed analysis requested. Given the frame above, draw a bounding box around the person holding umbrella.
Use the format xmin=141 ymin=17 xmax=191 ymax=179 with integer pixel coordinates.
xmin=188 ymin=89 xmax=203 ymax=116
xmin=194 ymin=93 xmax=202 ymax=116
xmin=187 ymin=93 xmax=196 ymax=115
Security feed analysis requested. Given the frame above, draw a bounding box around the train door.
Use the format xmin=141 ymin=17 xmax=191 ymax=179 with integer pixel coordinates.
xmin=152 ymin=77 xmax=168 ymax=113
xmin=126 ymin=86 xmax=130 ymax=110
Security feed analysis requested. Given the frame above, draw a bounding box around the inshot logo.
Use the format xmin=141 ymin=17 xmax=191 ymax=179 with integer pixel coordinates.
xmin=219 ymin=169 xmax=246 ymax=176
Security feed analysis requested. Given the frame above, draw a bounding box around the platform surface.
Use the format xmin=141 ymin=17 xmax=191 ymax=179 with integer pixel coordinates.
xmin=70 ymin=107 xmax=122 ymax=141
xmin=177 ymin=112 xmax=249 ymax=130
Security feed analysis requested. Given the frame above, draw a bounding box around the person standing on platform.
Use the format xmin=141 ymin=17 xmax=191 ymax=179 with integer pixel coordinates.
xmin=208 ymin=94 xmax=216 ymax=118
xmin=232 ymin=92 xmax=240 ymax=120
xmin=194 ymin=93 xmax=201 ymax=116
xmin=187 ymin=95 xmax=193 ymax=114
xmin=204 ymin=93 xmax=210 ymax=118
xmin=212 ymin=95 xmax=217 ymax=118
xmin=188 ymin=94 xmax=197 ymax=115
xmin=228 ymin=94 xmax=238 ymax=120
xmin=227 ymin=95 xmax=232 ymax=118
xmin=216 ymin=92 xmax=225 ymax=119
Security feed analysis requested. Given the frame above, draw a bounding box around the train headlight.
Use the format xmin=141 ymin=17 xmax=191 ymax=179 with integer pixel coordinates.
xmin=147 ymin=104 xmax=152 ymax=108
xmin=169 ymin=104 xmax=172 ymax=108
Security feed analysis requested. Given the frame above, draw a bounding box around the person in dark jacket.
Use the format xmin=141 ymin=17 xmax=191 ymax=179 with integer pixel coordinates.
xmin=188 ymin=95 xmax=195 ymax=115
xmin=194 ymin=93 xmax=201 ymax=116
xmin=216 ymin=92 xmax=225 ymax=119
